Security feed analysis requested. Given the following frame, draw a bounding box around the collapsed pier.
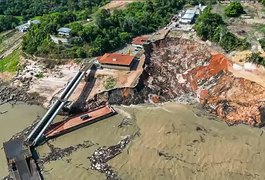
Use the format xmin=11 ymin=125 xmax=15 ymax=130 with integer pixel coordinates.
xmin=3 ymin=138 xmax=40 ymax=180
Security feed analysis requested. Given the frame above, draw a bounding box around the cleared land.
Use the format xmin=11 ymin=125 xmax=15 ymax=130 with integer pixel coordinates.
xmin=212 ymin=2 xmax=265 ymax=53
xmin=103 ymin=0 xmax=142 ymax=10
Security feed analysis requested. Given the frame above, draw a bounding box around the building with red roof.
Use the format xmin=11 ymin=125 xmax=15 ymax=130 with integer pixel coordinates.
xmin=131 ymin=36 xmax=149 ymax=47
xmin=97 ymin=53 xmax=135 ymax=71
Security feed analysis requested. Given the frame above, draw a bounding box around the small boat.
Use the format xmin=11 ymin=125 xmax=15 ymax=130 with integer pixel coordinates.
xmin=44 ymin=105 xmax=116 ymax=139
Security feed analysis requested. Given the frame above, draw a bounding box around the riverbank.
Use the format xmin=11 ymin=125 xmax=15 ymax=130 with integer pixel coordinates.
xmin=2 ymin=36 xmax=265 ymax=126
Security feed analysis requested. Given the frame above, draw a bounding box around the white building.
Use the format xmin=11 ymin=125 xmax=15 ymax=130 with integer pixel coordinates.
xmin=179 ymin=8 xmax=197 ymax=24
xmin=179 ymin=4 xmax=207 ymax=24
xmin=16 ymin=20 xmax=40 ymax=32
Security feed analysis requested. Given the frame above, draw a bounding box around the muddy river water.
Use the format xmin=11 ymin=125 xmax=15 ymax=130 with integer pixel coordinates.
xmin=1 ymin=102 xmax=265 ymax=180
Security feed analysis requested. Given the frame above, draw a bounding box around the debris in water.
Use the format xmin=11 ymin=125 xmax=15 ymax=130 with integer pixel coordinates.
xmin=90 ymin=136 xmax=130 ymax=179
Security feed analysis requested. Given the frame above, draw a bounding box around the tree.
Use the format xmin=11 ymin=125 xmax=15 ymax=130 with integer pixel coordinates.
xmin=76 ymin=48 xmax=87 ymax=58
xmin=247 ymin=53 xmax=265 ymax=66
xmin=95 ymin=9 xmax=111 ymax=28
xmin=195 ymin=7 xmax=249 ymax=52
xmin=0 ymin=15 xmax=19 ymax=32
xmin=195 ymin=10 xmax=225 ymax=40
xmin=224 ymin=1 xmax=244 ymax=17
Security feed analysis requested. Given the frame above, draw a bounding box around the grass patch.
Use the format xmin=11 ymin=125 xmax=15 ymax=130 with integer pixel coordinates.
xmin=0 ymin=48 xmax=20 ymax=73
xmin=35 ymin=72 xmax=44 ymax=79
xmin=0 ymin=30 xmax=16 ymax=53
xmin=104 ymin=77 xmax=116 ymax=90
xmin=15 ymin=16 xmax=23 ymax=23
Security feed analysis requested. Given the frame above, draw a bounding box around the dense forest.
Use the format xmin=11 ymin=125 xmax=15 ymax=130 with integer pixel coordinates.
xmin=0 ymin=0 xmax=109 ymax=18
xmin=22 ymin=0 xmax=189 ymax=59
xmin=0 ymin=0 xmax=215 ymax=59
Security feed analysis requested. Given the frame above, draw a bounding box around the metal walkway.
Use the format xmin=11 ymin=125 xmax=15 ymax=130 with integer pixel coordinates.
xmin=26 ymin=71 xmax=86 ymax=146
xmin=26 ymin=62 xmax=94 ymax=147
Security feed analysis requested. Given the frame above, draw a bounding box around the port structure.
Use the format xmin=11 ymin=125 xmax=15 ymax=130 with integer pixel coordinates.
xmin=26 ymin=63 xmax=92 ymax=146
xmin=3 ymin=63 xmax=93 ymax=180
xmin=3 ymin=137 xmax=41 ymax=180
xmin=26 ymin=71 xmax=85 ymax=146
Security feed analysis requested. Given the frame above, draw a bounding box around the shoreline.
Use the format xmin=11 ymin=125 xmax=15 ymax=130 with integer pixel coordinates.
xmin=1 ymin=37 xmax=265 ymax=128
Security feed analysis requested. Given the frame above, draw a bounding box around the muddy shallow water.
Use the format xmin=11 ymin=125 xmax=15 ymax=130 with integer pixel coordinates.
xmin=1 ymin=103 xmax=265 ymax=180
xmin=0 ymin=102 xmax=46 ymax=177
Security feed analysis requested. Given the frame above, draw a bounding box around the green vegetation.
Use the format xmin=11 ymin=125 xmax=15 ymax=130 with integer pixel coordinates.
xmin=195 ymin=7 xmax=249 ymax=52
xmin=259 ymin=38 xmax=265 ymax=51
xmin=259 ymin=0 xmax=265 ymax=6
xmin=224 ymin=1 xmax=244 ymax=17
xmin=247 ymin=52 xmax=265 ymax=66
xmin=104 ymin=77 xmax=116 ymax=90
xmin=0 ymin=0 xmax=215 ymax=60
xmin=22 ymin=0 xmax=189 ymax=59
xmin=0 ymin=15 xmax=19 ymax=32
xmin=0 ymin=48 xmax=20 ymax=73
xmin=35 ymin=72 xmax=44 ymax=79
xmin=0 ymin=0 xmax=109 ymax=19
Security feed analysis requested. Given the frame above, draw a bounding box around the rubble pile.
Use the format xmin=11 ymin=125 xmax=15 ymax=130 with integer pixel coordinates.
xmin=12 ymin=60 xmax=46 ymax=89
xmin=143 ymin=38 xmax=211 ymax=102
xmin=0 ymin=81 xmax=43 ymax=105
xmin=90 ymin=137 xmax=130 ymax=179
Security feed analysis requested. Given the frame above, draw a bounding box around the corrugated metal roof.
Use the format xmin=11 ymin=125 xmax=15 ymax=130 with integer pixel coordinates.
xmin=57 ymin=27 xmax=72 ymax=33
xmin=131 ymin=36 xmax=148 ymax=45
xmin=182 ymin=13 xmax=195 ymax=20
xmin=186 ymin=9 xmax=196 ymax=14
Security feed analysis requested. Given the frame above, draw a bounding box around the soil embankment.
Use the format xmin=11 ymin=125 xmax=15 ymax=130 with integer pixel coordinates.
xmin=87 ymin=38 xmax=265 ymax=126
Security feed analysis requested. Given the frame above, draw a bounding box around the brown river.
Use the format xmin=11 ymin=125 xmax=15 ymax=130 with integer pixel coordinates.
xmin=1 ymin=102 xmax=265 ymax=180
